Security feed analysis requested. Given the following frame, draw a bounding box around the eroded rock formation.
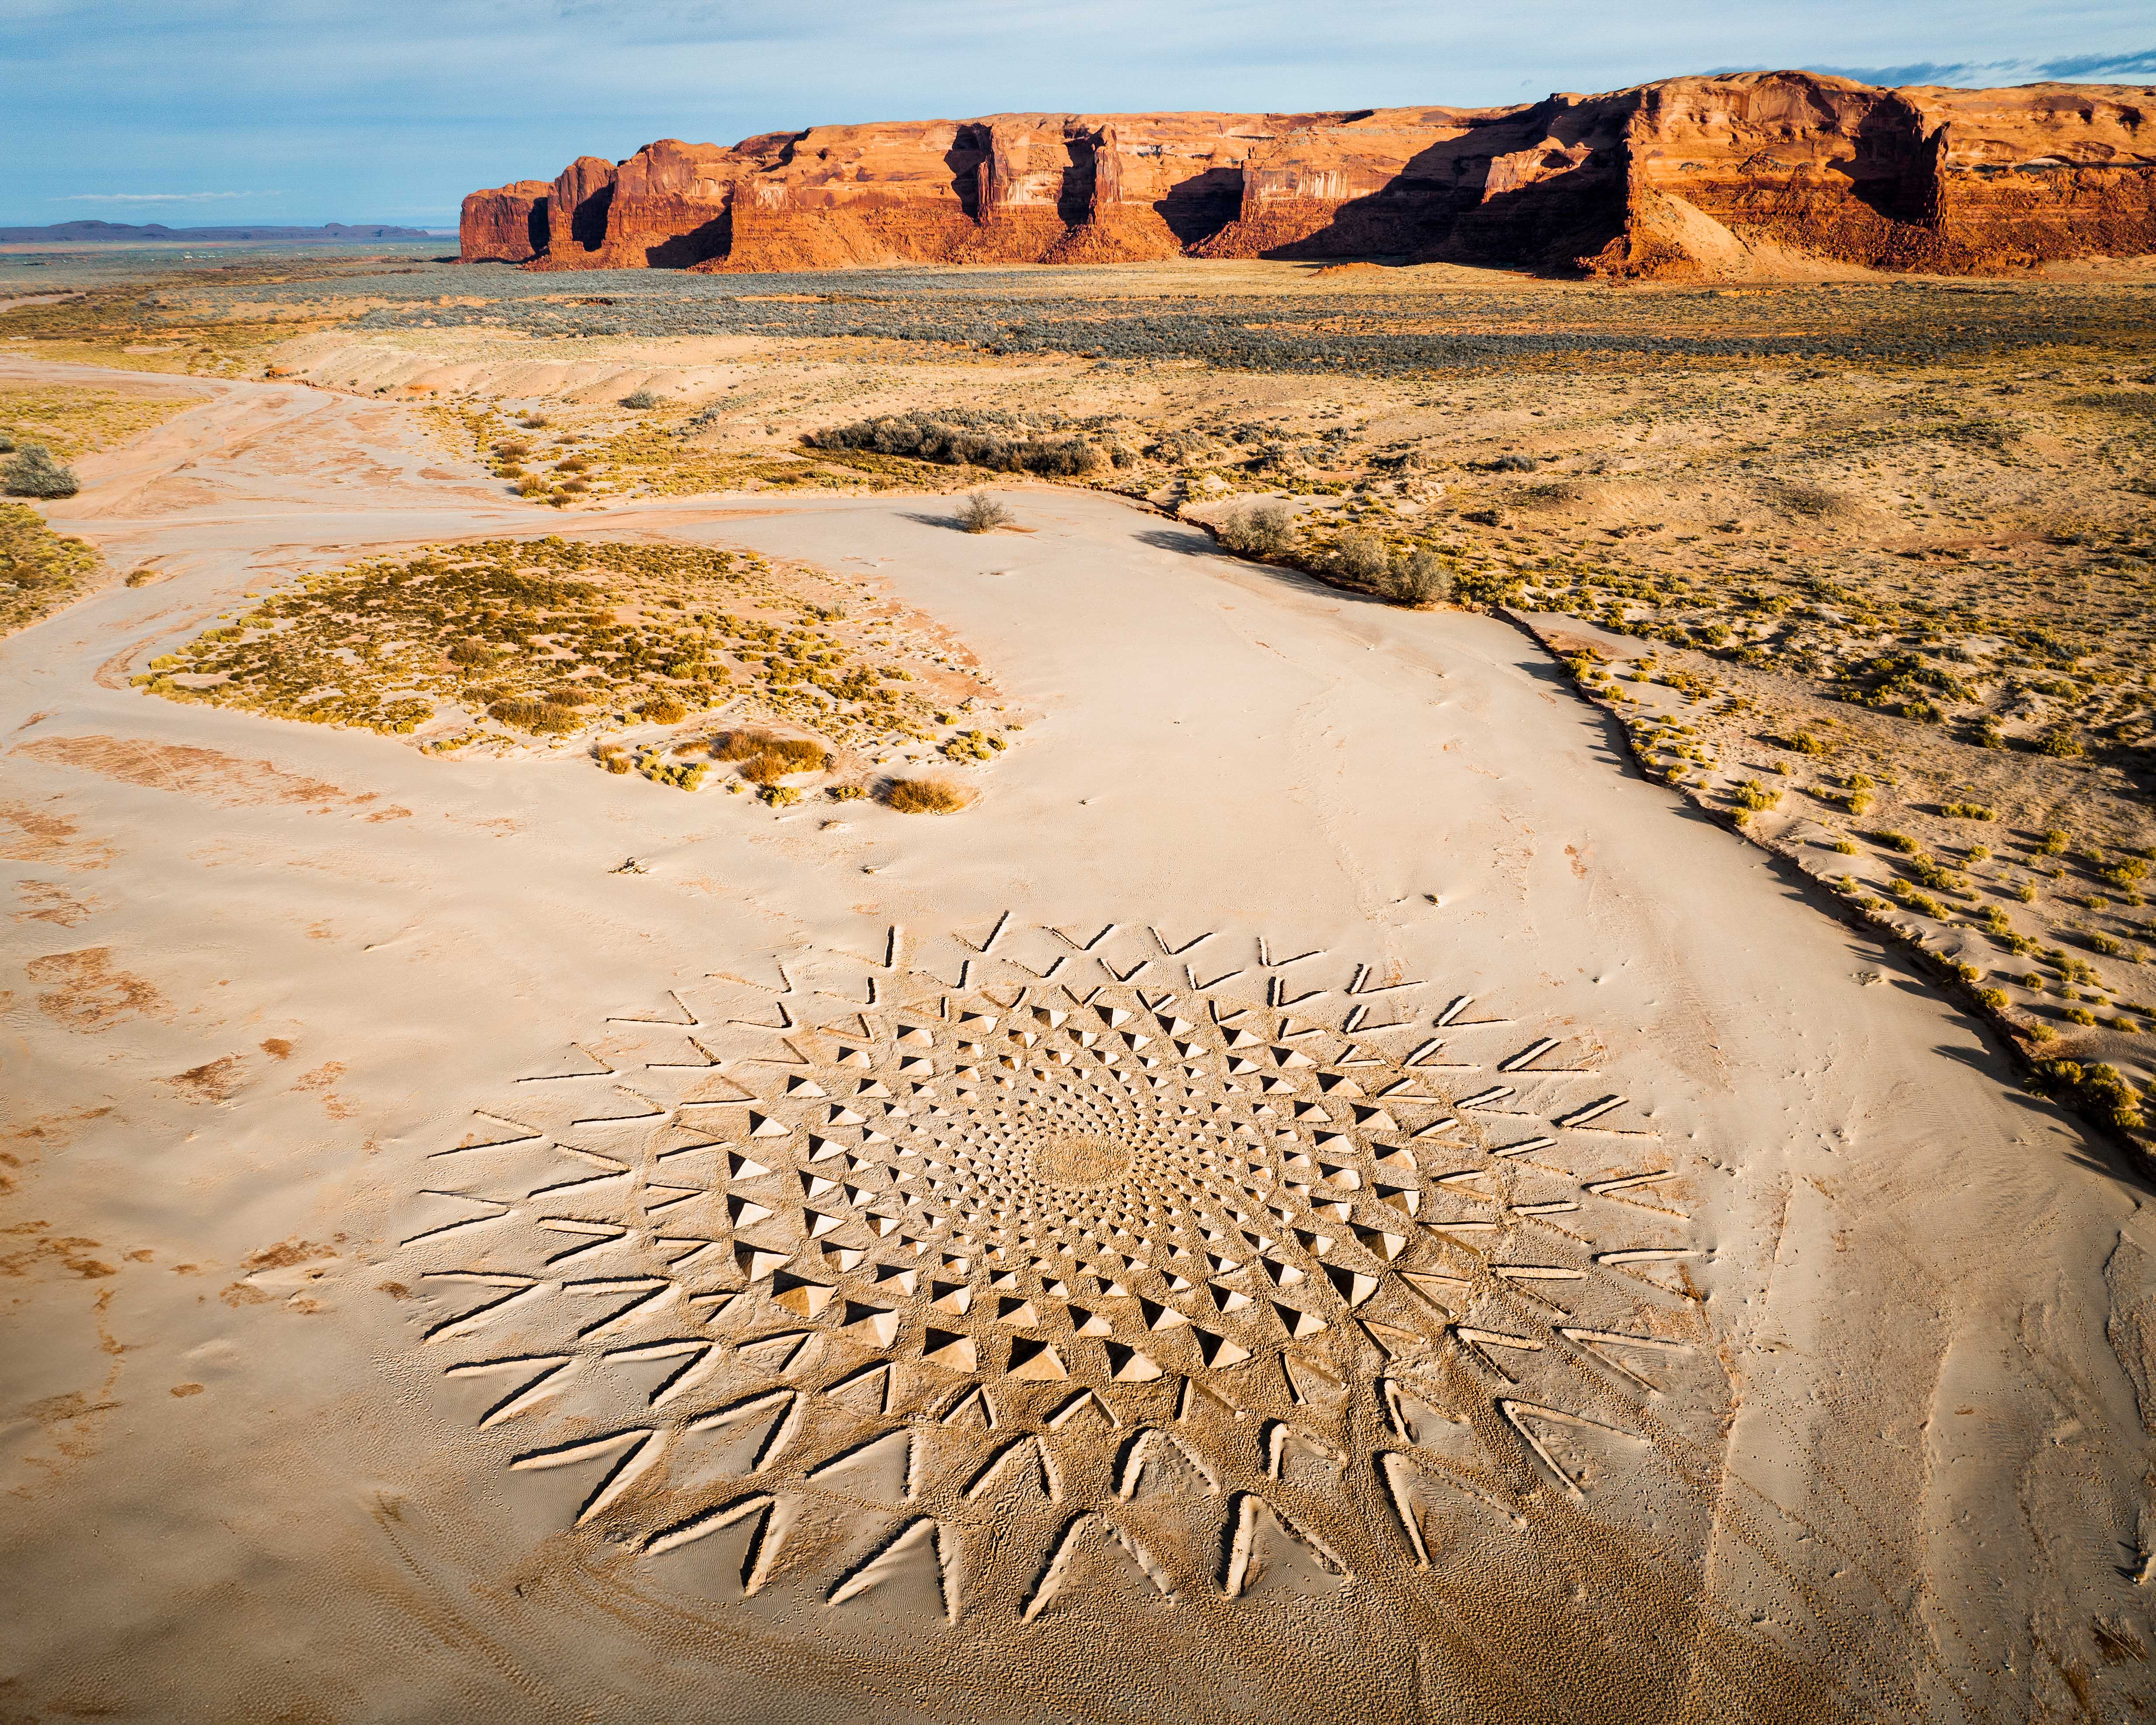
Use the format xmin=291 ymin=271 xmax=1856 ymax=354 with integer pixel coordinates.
xmin=457 ymin=180 xmax=552 ymax=263
xmin=460 ymin=72 xmax=2156 ymax=278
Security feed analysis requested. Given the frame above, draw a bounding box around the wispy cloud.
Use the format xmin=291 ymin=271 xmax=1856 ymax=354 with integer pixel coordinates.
xmin=56 ymin=190 xmax=280 ymax=203
xmin=2035 ymin=47 xmax=2156 ymax=79
xmin=1800 ymin=45 xmax=2156 ymax=87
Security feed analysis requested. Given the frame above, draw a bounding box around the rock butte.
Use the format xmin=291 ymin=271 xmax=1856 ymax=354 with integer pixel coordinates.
xmin=460 ymin=71 xmax=2156 ymax=280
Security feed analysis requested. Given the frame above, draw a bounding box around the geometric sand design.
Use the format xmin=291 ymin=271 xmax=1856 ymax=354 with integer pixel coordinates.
xmin=400 ymin=918 xmax=1719 ymax=1620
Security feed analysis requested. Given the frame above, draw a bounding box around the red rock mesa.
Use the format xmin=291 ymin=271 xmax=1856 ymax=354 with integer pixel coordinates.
xmin=460 ymin=72 xmax=2156 ymax=277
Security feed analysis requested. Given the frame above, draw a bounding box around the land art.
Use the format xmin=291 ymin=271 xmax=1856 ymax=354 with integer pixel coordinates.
xmin=4 ymin=65 xmax=2156 ymax=1725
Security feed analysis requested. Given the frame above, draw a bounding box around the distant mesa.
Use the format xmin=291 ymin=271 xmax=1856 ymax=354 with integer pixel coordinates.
xmin=458 ymin=70 xmax=2156 ymax=280
xmin=2 ymin=220 xmax=435 ymax=244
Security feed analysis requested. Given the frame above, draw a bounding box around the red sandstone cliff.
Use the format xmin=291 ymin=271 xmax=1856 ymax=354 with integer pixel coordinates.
xmin=458 ymin=73 xmax=2156 ymax=278
xmin=457 ymin=180 xmax=552 ymax=263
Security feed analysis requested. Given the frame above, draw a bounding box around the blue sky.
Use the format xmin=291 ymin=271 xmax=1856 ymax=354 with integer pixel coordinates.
xmin=5 ymin=1 xmax=2152 ymax=228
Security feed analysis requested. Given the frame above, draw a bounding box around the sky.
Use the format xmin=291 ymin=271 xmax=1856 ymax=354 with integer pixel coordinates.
xmin=4 ymin=0 xmax=2153 ymax=229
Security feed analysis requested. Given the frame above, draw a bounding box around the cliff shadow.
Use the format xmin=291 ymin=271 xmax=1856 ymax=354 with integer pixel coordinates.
xmin=1058 ymin=138 xmax=1098 ymax=226
xmin=566 ymin=184 xmax=614 ymax=254
xmin=645 ymin=210 xmax=731 ymax=268
xmin=945 ymin=129 xmax=989 ymax=218
xmin=1843 ymin=100 xmax=1938 ymax=225
xmin=1251 ymin=133 xmax=1506 ymax=262
xmin=1435 ymin=154 xmax=1627 ymax=271
xmin=1152 ymin=168 xmax=1244 ymax=248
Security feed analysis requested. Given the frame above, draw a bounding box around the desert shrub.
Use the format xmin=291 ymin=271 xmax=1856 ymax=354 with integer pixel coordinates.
xmin=1846 ymin=791 xmax=1874 ymax=816
xmin=942 ymin=728 xmax=1005 ymax=762
xmin=1875 ymin=830 xmax=1920 ymax=854
xmin=886 ymin=776 xmax=968 ymax=814
xmin=827 ymin=783 xmax=865 ymax=801
xmin=1384 ymin=546 xmax=1452 ymax=608
xmin=1215 ymin=499 xmax=1298 ymax=558
xmin=2 ymin=444 xmax=80 ymax=499
xmin=519 ymin=414 xmax=550 ymax=428
xmin=1907 ymin=856 xmax=1963 ymax=891
xmin=1732 ymin=779 xmax=1780 ymax=812
xmin=1492 ymin=453 xmax=1538 ymax=472
xmin=2066 ymin=1006 xmax=2099 ymax=1026
xmin=447 ymin=639 xmax=495 ymax=666
xmin=714 ymin=729 xmax=827 ymax=783
xmin=2101 ymin=858 xmax=2149 ymax=889
xmin=1785 ymin=731 xmax=1827 ymax=755
xmin=1977 ymin=987 xmax=2009 ymax=1010
xmin=2091 ymin=933 xmax=2124 ymax=956
xmin=760 ymin=784 xmax=803 ymax=806
xmin=1773 ymin=482 xmax=1845 ymax=517
xmin=2039 ymin=728 xmax=2084 ymax=758
xmin=808 ymin=407 xmax=1105 ymax=476
xmin=2038 ymin=828 xmax=2070 ymax=855
xmin=489 ymin=696 xmax=583 ymax=735
xmin=1941 ymin=801 xmax=1994 ymax=820
xmin=638 ymin=696 xmax=688 ymax=724
xmin=620 ymin=388 xmax=662 ymax=409
xmin=554 ymin=455 xmax=589 ymax=473
xmin=1831 ymin=838 xmax=1858 ymax=854
xmin=1326 ymin=530 xmax=1391 ymax=586
xmin=957 ymin=492 xmax=1013 ymax=533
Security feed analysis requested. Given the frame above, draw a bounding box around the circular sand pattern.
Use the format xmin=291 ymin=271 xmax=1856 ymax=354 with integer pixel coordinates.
xmin=1033 ymin=1134 xmax=1128 ymax=1188
xmin=403 ymin=921 xmax=1718 ymax=1622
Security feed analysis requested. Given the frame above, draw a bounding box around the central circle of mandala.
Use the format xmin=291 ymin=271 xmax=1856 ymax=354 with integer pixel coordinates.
xmin=1031 ymin=1134 xmax=1130 ymax=1188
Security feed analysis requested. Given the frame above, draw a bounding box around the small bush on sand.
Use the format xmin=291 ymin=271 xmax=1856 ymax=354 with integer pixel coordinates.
xmin=1383 ymin=546 xmax=1452 ymax=608
xmin=1215 ymin=499 xmax=1298 ymax=558
xmin=2029 ymin=1058 xmax=2146 ymax=1131
xmin=620 ymin=388 xmax=662 ymax=409
xmin=3 ymin=444 xmax=80 ymax=499
xmin=715 ymin=729 xmax=827 ymax=784
xmin=1326 ymin=530 xmax=1391 ymax=586
xmin=957 ymin=492 xmax=1013 ymax=533
xmin=886 ymin=776 xmax=968 ymax=814
xmin=828 ymin=783 xmax=866 ymax=801
xmin=638 ymin=695 xmax=689 ymax=724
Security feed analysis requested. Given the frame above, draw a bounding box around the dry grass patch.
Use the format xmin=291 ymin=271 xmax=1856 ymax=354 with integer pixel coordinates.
xmin=715 ymin=729 xmax=830 ymax=785
xmin=885 ymin=776 xmax=970 ymax=814
xmin=0 ymin=500 xmax=101 ymax=637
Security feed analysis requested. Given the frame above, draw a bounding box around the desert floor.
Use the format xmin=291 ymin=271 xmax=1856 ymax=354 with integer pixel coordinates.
xmin=3 ymin=349 xmax=2154 ymax=1724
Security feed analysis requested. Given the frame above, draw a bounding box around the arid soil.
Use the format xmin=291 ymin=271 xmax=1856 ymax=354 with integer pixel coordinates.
xmin=2 ymin=251 xmax=2155 ymax=1723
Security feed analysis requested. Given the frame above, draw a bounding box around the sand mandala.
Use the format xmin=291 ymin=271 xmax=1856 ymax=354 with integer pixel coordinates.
xmin=398 ymin=920 xmax=1722 ymax=1622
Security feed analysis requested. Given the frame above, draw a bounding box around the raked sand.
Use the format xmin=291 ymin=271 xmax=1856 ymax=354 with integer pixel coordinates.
xmin=3 ymin=360 xmax=2151 ymax=1724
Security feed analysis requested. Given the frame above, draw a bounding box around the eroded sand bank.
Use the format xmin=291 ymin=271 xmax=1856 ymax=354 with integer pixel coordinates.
xmin=3 ymin=361 xmax=2151 ymax=1724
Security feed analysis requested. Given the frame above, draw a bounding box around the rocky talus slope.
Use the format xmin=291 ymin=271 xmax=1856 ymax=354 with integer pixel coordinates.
xmin=460 ymin=71 xmax=2156 ymax=278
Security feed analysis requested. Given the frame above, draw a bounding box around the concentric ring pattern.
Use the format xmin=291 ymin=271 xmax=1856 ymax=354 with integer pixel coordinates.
xmin=399 ymin=919 xmax=1719 ymax=1620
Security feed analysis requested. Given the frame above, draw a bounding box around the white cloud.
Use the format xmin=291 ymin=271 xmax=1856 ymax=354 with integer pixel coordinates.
xmin=57 ymin=190 xmax=282 ymax=203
